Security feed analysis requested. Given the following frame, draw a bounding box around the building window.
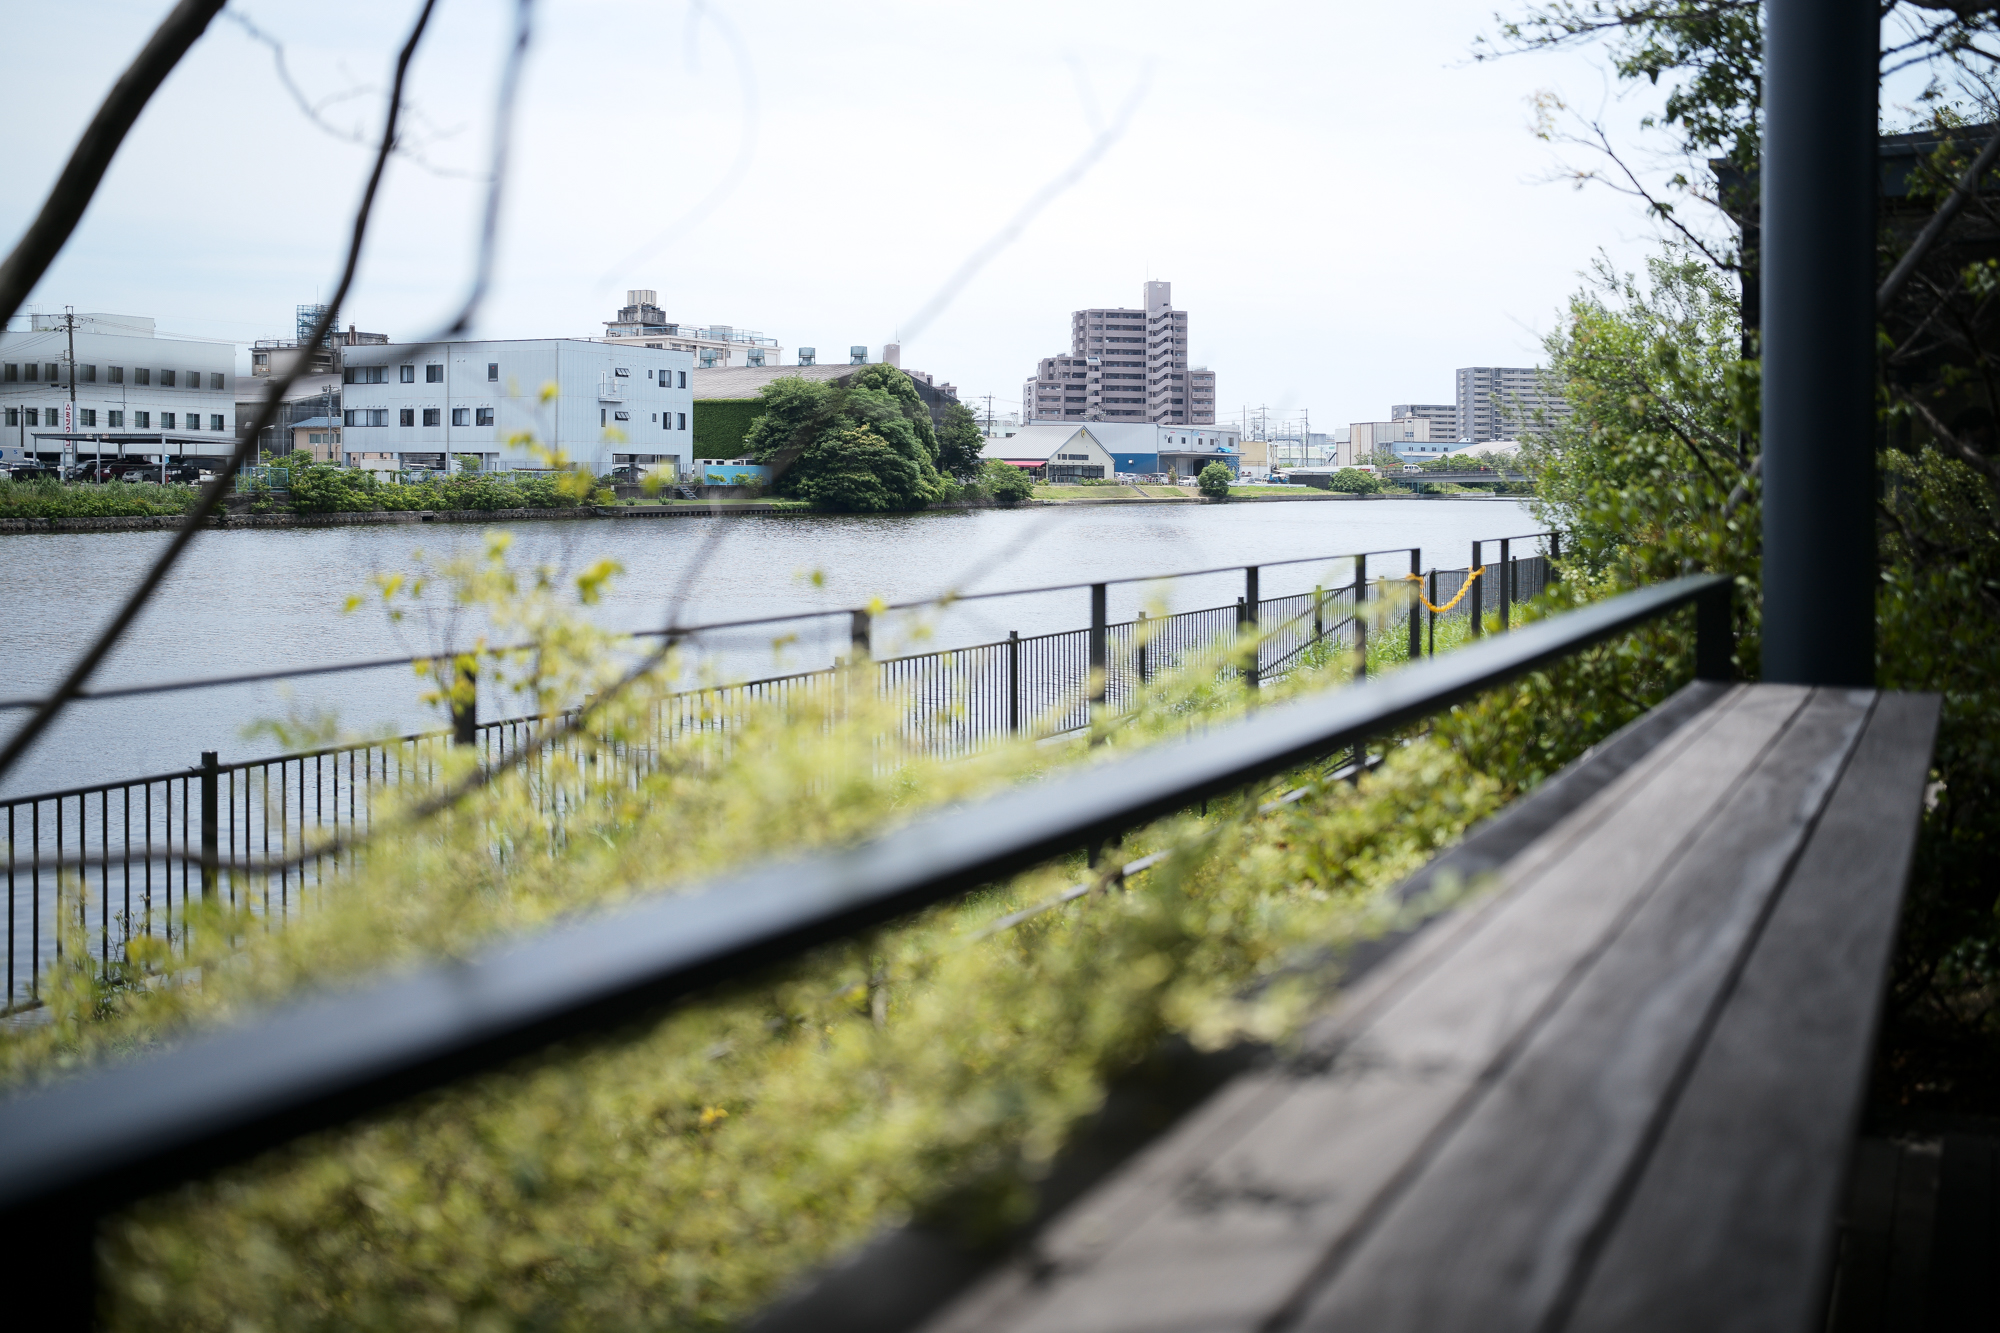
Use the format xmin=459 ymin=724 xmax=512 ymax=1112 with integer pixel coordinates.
xmin=678 ymin=371 xmax=687 ymax=388
xmin=475 ymin=407 xmax=493 ymax=426
xmin=1 ymin=364 xmax=13 ymax=382
xmin=452 ymin=407 xmax=470 ymax=426
xmin=211 ymin=414 xmax=225 ymax=431
xmin=347 ymin=365 xmax=387 ymax=385
xmin=22 ymin=363 xmax=36 ymax=382
xmin=160 ymin=412 xmax=174 ymax=429
xmin=79 ymin=409 xmax=96 ymax=427
xmin=3 ymin=408 xmax=13 ymax=425
xmin=422 ymin=408 xmax=440 ymax=426
xmin=400 ymin=365 xmax=416 ymax=383
xmin=613 ymin=410 xmax=630 ymax=421
xmin=45 ymin=363 xmax=58 ymax=381
xmin=400 ymin=408 xmax=416 ymax=427
xmin=425 ymin=365 xmax=443 ymax=383
xmin=135 ymin=411 xmax=149 ymax=428
xmin=186 ymin=414 xmax=201 ymax=431
xmin=81 ymin=364 xmax=96 ymax=383
xmin=344 ymin=409 xmax=388 ymax=427
xmin=253 ymin=352 xmax=269 ymax=368
xmin=108 ymin=410 xmax=123 ymax=427
xmin=23 ymin=408 xmax=37 ymax=426
xmin=108 ymin=366 xmax=124 ymax=385
xmin=487 ymin=362 xmax=498 ymax=382
xmin=161 ymin=369 xmax=176 ymax=387
xmin=678 ymin=411 xmax=686 ymax=430
xmin=135 ymin=368 xmax=150 ymax=385
xmin=210 ymin=372 xmax=225 ymax=390
xmin=601 ymin=408 xmax=607 ymax=427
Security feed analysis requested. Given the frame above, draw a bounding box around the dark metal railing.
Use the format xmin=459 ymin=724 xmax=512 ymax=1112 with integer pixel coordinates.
xmin=0 ymin=573 xmax=1731 ymax=1319
xmin=2 ymin=540 xmax=1554 ymax=1015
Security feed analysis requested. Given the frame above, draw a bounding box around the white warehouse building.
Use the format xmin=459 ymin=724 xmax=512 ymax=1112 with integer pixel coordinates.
xmin=0 ymin=313 xmax=235 ymax=469
xmin=339 ymin=338 xmax=694 ymax=475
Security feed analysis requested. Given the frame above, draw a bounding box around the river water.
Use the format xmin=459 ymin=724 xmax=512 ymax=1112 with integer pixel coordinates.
xmin=0 ymin=497 xmax=1532 ymax=798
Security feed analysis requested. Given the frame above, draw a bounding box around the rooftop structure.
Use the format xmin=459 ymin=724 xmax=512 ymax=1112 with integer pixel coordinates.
xmin=601 ymin=288 xmax=785 ymax=369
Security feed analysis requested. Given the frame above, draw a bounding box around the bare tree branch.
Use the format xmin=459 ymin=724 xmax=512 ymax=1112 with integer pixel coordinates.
xmin=0 ymin=0 xmax=226 ymax=327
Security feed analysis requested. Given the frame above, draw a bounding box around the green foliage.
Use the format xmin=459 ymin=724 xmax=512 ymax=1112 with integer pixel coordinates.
xmin=690 ymin=399 xmax=765 ymax=460
xmin=0 ymin=478 xmax=198 ymax=518
xmin=271 ymin=452 xmax=599 ymax=515
xmin=937 ymin=400 xmax=986 ymax=480
xmin=0 ymin=543 xmax=1684 ymax=1331
xmin=742 ymin=373 xmax=944 ymax=511
xmin=1197 ymin=462 xmax=1232 ymax=498
xmin=1529 ymin=249 xmax=1761 ymax=672
xmin=1325 ymin=468 xmax=1382 ymax=494
xmin=981 ymin=459 xmax=1035 ymax=502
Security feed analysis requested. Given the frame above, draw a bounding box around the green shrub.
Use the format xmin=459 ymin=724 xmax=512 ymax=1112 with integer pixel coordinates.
xmin=0 ymin=478 xmax=197 ymax=519
xmin=1197 ymin=462 xmax=1232 ymax=498
xmin=981 ymin=459 xmax=1034 ymax=502
xmin=1326 ymin=468 xmax=1383 ymax=494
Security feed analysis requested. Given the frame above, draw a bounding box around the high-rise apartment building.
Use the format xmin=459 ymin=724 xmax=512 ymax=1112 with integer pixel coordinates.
xmin=1392 ymin=403 xmax=1458 ymax=440
xmin=1454 ymin=367 xmax=1570 ymax=443
xmin=1022 ymin=280 xmax=1214 ymax=426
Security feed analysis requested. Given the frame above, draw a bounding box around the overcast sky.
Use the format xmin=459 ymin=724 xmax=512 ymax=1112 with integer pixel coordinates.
xmin=6 ymin=0 xmax=1696 ymax=430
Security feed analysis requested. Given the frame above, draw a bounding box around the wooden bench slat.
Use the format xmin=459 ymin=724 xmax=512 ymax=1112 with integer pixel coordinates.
xmin=1290 ymin=687 xmax=1875 ymax=1331
xmin=923 ymin=685 xmax=1817 ymax=1333
xmin=1562 ymin=691 xmax=1940 ymax=1333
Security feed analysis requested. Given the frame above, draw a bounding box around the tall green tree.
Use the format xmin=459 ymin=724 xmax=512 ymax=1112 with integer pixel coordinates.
xmin=937 ymin=400 xmax=986 ymax=480
xmin=741 ymin=372 xmax=943 ymax=511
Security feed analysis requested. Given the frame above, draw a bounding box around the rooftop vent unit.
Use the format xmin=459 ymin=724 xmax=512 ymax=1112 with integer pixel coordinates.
xmin=797 ymin=347 xmax=816 ymax=366
xmin=849 ymin=345 xmax=868 ymax=365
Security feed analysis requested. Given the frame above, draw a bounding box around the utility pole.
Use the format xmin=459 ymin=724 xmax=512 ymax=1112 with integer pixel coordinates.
xmin=63 ymin=307 xmax=78 ymax=476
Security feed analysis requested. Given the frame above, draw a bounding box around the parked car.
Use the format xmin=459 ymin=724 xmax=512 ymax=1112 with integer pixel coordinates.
xmin=8 ymin=462 xmax=61 ymax=482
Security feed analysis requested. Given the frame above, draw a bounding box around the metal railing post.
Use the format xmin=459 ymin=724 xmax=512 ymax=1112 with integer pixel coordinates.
xmin=1696 ymin=580 xmax=1736 ymax=681
xmin=1242 ymin=566 xmax=1260 ymax=690
xmin=1008 ymin=630 xmax=1021 ymax=734
xmin=1427 ymin=569 xmax=1438 ymax=656
xmin=1549 ymin=530 xmax=1562 ymax=583
xmin=1761 ymin=0 xmax=1877 ymax=686
xmin=1088 ymin=584 xmax=1107 ymax=707
xmin=850 ymin=608 xmax=872 ymax=662
xmin=199 ymin=751 xmax=218 ymax=902
xmin=1353 ymin=554 xmax=1368 ymax=680
xmin=451 ymin=659 xmax=477 ymax=747
xmin=1469 ymin=540 xmax=1484 ymax=638
xmin=1136 ymin=610 xmax=1150 ymax=685
xmin=1499 ymin=537 xmax=1512 ymax=633
xmin=1313 ymin=585 xmax=1324 ymax=647
xmin=1407 ymin=548 xmax=1421 ymax=660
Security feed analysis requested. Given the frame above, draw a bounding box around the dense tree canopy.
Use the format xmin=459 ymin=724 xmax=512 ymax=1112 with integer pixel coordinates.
xmin=741 ymin=369 xmax=945 ymax=512
xmin=937 ymin=401 xmax=986 ymax=481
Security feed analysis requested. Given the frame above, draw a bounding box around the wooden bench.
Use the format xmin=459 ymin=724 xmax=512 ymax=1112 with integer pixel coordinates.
xmin=917 ymin=684 xmax=1940 ymax=1333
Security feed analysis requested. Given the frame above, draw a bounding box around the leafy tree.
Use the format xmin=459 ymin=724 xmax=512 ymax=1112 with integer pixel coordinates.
xmin=1197 ymin=462 xmax=1232 ymax=498
xmin=937 ymin=400 xmax=986 ymax=480
xmin=742 ymin=372 xmax=943 ymax=510
xmin=981 ymin=459 xmax=1034 ymax=503
xmin=1326 ymin=468 xmax=1383 ymax=494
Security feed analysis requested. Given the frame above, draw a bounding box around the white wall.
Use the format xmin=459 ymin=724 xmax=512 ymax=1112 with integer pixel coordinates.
xmin=341 ymin=338 xmax=694 ymax=472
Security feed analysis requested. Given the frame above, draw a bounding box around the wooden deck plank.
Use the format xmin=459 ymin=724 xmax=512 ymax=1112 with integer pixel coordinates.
xmin=921 ymin=685 xmax=1812 ymax=1333
xmin=1561 ymin=692 xmax=1941 ymax=1333
xmin=1289 ymin=687 xmax=1875 ymax=1332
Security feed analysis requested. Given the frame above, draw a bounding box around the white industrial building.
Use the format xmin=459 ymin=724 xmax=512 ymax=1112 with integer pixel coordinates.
xmin=339 ymin=338 xmax=694 ymax=475
xmin=0 ymin=313 xmax=235 ymax=467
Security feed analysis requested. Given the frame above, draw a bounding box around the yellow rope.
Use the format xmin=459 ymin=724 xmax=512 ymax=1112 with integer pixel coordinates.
xmin=1404 ymin=566 xmax=1484 ymax=614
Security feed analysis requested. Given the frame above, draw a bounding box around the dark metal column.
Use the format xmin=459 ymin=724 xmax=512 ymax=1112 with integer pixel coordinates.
xmin=1242 ymin=567 xmax=1260 ymax=690
xmin=1089 ymin=583 xmax=1108 ymax=706
xmin=1408 ymin=548 xmax=1422 ymax=660
xmin=1761 ymin=0 xmax=1878 ymax=685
